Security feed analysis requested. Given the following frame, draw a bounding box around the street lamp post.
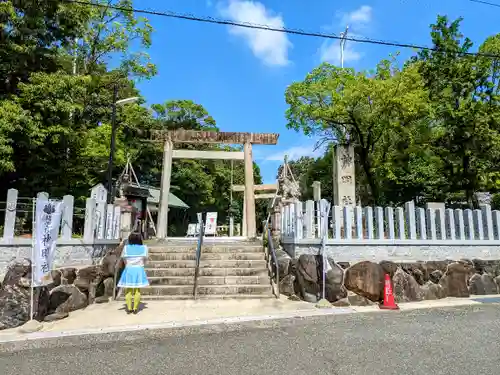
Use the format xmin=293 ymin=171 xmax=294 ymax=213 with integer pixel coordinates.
xmin=340 ymin=25 xmax=349 ymax=69
xmin=106 ymin=86 xmax=139 ymax=204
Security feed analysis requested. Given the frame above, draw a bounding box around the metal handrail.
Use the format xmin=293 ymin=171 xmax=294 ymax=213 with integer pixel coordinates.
xmin=193 ymin=217 xmax=205 ymax=299
xmin=263 ymin=218 xmax=280 ymax=298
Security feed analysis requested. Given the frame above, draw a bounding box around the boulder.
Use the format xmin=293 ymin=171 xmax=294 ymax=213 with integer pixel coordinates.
xmin=293 ymin=254 xmax=347 ymax=303
xmin=392 ymin=267 xmax=424 ymax=303
xmin=344 ymin=261 xmax=385 ymax=302
xmin=379 ymin=261 xmax=398 ymax=278
xmin=324 ymin=261 xmax=347 ymax=302
xmin=294 ymin=254 xmax=321 ymax=300
xmin=439 ymin=262 xmax=472 ymax=298
xmin=0 ymin=259 xmax=50 ymax=330
xmin=44 ymin=312 xmax=69 ymax=322
xmin=101 ymin=241 xmax=125 ymax=278
xmin=279 ymin=274 xmax=295 ymax=296
xmin=468 ymin=273 xmax=498 ymax=295
xmin=429 ymin=270 xmax=443 ymax=284
xmin=421 ymin=280 xmax=446 ymax=300
xmin=74 ymin=265 xmax=104 ymax=303
xmin=275 ymin=248 xmax=292 ymax=279
xmin=49 ymin=284 xmax=88 ymax=314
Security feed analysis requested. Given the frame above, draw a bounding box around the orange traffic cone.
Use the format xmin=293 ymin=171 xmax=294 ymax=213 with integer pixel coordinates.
xmin=379 ymin=273 xmax=399 ymax=310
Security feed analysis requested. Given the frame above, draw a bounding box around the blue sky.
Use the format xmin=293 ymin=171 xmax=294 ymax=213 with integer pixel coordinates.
xmin=135 ymin=0 xmax=497 ymax=184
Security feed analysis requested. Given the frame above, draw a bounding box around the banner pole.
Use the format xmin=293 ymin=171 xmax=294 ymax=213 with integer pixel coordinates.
xmin=30 ymin=197 xmax=36 ymax=320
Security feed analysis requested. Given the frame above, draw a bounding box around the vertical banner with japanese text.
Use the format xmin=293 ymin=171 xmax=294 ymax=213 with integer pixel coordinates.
xmin=33 ymin=198 xmax=63 ymax=286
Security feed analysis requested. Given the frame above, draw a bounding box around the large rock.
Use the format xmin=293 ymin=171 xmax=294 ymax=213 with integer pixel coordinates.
xmin=439 ymin=262 xmax=472 ymax=298
xmin=275 ymin=248 xmax=292 ymax=279
xmin=421 ymin=281 xmax=446 ymax=300
xmin=101 ymin=241 xmax=125 ymax=278
xmin=344 ymin=261 xmax=385 ymax=302
xmin=279 ymin=274 xmax=295 ymax=296
xmin=49 ymin=284 xmax=88 ymax=313
xmin=392 ymin=267 xmax=424 ymax=303
xmin=468 ymin=273 xmax=498 ymax=295
xmin=325 ymin=260 xmax=347 ymax=302
xmin=294 ymin=254 xmax=321 ymax=300
xmin=0 ymin=259 xmax=50 ymax=330
xmin=293 ymin=254 xmax=347 ymax=303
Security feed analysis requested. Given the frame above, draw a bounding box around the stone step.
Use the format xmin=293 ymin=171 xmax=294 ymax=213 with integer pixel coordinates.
xmin=146 ymin=260 xmax=267 ymax=269
xmin=148 ymin=275 xmax=268 ymax=286
xmin=141 ymin=284 xmax=273 ymax=296
xmin=146 ymin=267 xmax=269 ymax=277
xmin=117 ymin=294 xmax=274 ymax=301
xmin=148 ymin=245 xmax=263 ymax=253
xmin=148 ymin=252 xmax=265 ymax=261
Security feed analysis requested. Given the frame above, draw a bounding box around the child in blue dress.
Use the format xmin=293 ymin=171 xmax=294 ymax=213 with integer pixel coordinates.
xmin=117 ymin=232 xmax=150 ymax=314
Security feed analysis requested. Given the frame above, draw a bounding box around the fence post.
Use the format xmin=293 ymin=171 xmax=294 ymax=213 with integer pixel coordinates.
xmin=464 ymin=209 xmax=474 ymax=240
xmin=404 ymin=201 xmax=417 ymax=240
xmin=304 ymin=200 xmax=314 ymax=239
xmin=481 ymin=204 xmax=494 ymax=240
xmin=61 ymin=195 xmax=74 ymax=240
xmin=395 ymin=207 xmax=405 ymax=240
xmin=84 ymin=198 xmax=97 ymax=242
xmin=375 ymin=207 xmax=384 ymax=239
xmin=364 ymin=206 xmax=374 ymax=239
xmin=416 ymin=207 xmax=426 ymax=240
xmin=385 ymin=207 xmax=395 ymax=240
xmin=3 ymin=188 xmax=18 ymax=239
xmin=354 ymin=206 xmax=363 ymax=239
xmin=293 ymin=201 xmax=303 ymax=240
xmin=426 ymin=208 xmax=437 ymax=240
xmin=473 ymin=209 xmax=484 ymax=240
xmin=435 ymin=208 xmax=446 ymax=240
xmin=454 ymin=209 xmax=466 ymax=240
xmin=343 ymin=206 xmax=352 ymax=240
xmin=445 ymin=208 xmax=455 ymax=240
xmin=113 ymin=205 xmax=122 ymax=239
xmin=105 ymin=203 xmax=114 ymax=239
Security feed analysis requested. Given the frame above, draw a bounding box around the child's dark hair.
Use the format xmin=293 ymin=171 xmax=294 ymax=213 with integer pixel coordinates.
xmin=128 ymin=232 xmax=143 ymax=245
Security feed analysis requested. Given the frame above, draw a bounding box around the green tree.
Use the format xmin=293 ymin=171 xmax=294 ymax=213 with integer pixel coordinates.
xmin=415 ymin=16 xmax=500 ymax=206
xmin=285 ymin=58 xmax=431 ymax=204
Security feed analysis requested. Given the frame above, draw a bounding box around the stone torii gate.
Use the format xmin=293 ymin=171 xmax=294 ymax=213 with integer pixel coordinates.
xmin=152 ymin=130 xmax=279 ymax=239
xmin=231 ymin=183 xmax=278 ymax=236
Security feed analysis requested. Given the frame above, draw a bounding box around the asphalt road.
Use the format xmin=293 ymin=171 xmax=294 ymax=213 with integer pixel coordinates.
xmin=2 ymin=304 xmax=500 ymax=375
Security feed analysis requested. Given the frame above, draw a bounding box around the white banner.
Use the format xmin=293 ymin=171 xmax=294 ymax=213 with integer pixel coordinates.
xmin=205 ymin=212 xmax=218 ymax=235
xmin=33 ymin=198 xmax=63 ymax=286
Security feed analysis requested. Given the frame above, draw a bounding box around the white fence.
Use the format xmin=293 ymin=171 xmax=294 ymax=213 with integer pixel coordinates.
xmin=1 ymin=188 xmax=121 ymax=242
xmin=281 ymin=200 xmax=500 ymax=243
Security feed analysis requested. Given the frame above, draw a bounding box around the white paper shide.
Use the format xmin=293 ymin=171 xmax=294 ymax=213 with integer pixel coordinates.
xmin=33 ymin=198 xmax=63 ymax=286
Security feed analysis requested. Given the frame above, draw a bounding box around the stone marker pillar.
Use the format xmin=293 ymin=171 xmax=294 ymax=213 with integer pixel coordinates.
xmin=3 ymin=188 xmax=18 ymax=239
xmin=244 ymin=142 xmax=256 ymax=238
xmin=333 ymin=144 xmax=355 ymax=207
xmin=242 ymin=194 xmax=247 ymax=237
xmin=157 ymin=139 xmax=173 ymax=239
xmin=61 ymin=194 xmax=74 ymax=240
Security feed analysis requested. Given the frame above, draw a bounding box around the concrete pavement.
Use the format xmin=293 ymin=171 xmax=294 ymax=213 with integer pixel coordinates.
xmin=1 ymin=295 xmax=497 ymax=343
xmin=2 ymin=303 xmax=500 ymax=374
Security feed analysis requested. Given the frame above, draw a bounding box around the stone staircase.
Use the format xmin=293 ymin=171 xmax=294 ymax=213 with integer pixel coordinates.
xmin=138 ymin=240 xmax=274 ymax=300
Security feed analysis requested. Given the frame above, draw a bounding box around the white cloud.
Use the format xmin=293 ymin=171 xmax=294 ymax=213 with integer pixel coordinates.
xmin=261 ymin=144 xmax=323 ymax=162
xmin=340 ymin=5 xmax=372 ymax=27
xmin=319 ymin=5 xmax=373 ymax=66
xmin=218 ymin=0 xmax=292 ymax=67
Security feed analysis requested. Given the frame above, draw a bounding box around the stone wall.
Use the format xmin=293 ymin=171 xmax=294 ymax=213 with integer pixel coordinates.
xmin=0 ymin=239 xmax=119 ymax=281
xmin=282 ymin=241 xmax=500 ymax=263
xmin=276 ymin=244 xmax=500 ymax=306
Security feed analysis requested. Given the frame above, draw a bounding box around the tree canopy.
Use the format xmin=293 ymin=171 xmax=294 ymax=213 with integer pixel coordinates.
xmin=284 ymin=15 xmax=500 ymax=207
xmin=0 ymin=0 xmax=265 ymax=235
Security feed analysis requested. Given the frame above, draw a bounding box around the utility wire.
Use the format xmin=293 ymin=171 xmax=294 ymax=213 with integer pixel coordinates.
xmin=468 ymin=0 xmax=500 ymax=7
xmin=64 ymin=0 xmax=500 ymax=59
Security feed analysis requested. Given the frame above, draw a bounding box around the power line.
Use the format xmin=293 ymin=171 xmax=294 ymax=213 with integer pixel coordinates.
xmin=64 ymin=0 xmax=500 ymax=59
xmin=468 ymin=0 xmax=500 ymax=7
